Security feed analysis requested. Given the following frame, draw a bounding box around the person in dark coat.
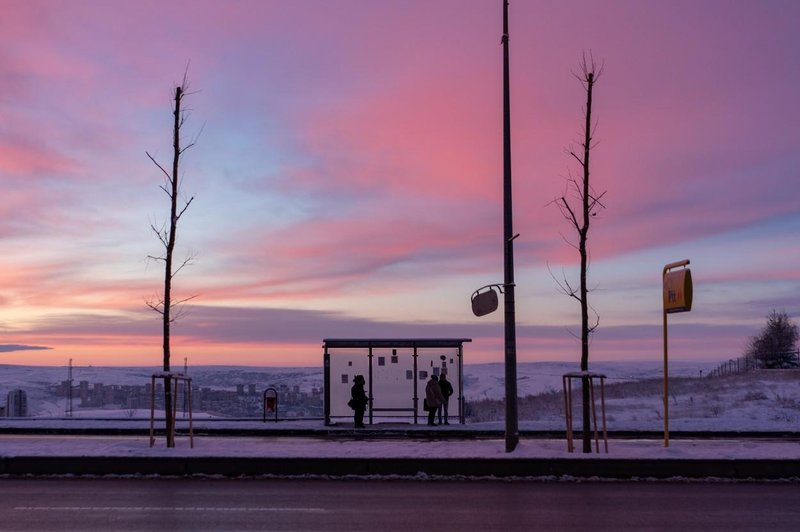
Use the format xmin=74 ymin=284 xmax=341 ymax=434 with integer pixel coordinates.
xmin=350 ymin=374 xmax=368 ymax=428
xmin=425 ymin=374 xmax=445 ymax=426
xmin=437 ymin=372 xmax=454 ymax=425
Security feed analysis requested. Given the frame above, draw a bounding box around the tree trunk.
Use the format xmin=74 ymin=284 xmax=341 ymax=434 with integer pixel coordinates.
xmin=147 ymin=75 xmax=196 ymax=448
xmin=580 ymin=72 xmax=594 ymax=453
xmin=162 ymin=85 xmax=183 ymax=448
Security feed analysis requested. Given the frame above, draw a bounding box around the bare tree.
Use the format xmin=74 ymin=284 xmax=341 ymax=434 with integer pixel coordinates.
xmin=551 ymin=53 xmax=606 ymax=453
xmin=146 ymin=72 xmax=199 ymax=447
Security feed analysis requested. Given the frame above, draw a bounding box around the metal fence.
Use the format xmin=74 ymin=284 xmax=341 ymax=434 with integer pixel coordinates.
xmin=708 ymin=351 xmax=800 ymax=378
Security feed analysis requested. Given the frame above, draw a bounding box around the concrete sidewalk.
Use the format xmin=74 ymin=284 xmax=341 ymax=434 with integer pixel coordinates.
xmin=2 ymin=432 xmax=799 ymax=480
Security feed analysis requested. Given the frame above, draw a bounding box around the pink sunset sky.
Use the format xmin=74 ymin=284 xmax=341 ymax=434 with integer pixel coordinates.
xmin=1 ymin=0 xmax=798 ymax=367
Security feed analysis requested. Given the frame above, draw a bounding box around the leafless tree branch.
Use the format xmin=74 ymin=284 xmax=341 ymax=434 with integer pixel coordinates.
xmin=169 ymin=294 xmax=199 ymax=322
xmin=175 ymin=196 xmax=195 ymax=221
xmin=145 ymin=299 xmax=165 ymax=316
xmin=171 ymin=252 xmax=197 ymax=279
xmin=146 ymin=152 xmax=172 ymax=183
xmin=180 ymin=122 xmax=205 ymax=154
xmin=568 ymin=149 xmax=585 ymax=168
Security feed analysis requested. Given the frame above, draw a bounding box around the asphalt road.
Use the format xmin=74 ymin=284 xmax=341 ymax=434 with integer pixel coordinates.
xmin=1 ymin=478 xmax=799 ymax=531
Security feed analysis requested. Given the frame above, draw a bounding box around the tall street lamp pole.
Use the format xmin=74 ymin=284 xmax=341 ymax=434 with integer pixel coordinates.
xmin=502 ymin=0 xmax=519 ymax=452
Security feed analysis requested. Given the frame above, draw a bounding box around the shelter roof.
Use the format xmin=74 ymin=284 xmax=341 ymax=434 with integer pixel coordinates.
xmin=322 ymin=338 xmax=471 ymax=349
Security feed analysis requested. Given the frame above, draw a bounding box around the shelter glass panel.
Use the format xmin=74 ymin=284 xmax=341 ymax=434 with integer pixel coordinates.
xmin=370 ymin=348 xmax=415 ymax=416
xmin=416 ymin=347 xmax=460 ymax=420
xmin=329 ymin=348 xmax=369 ymax=418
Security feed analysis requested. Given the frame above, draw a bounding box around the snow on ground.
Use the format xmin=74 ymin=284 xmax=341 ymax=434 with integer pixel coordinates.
xmin=464 ymin=360 xmax=711 ymax=400
xmin=494 ymin=369 xmax=800 ymax=432
xmin=1 ymin=361 xmax=710 ymax=410
xmin=3 ymin=362 xmax=799 ymax=467
xmin=3 ymin=362 xmax=800 ymax=433
xmin=0 ymin=432 xmax=798 ymax=460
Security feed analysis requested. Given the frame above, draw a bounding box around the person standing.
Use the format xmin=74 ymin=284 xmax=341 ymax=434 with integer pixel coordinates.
xmin=425 ymin=374 xmax=445 ymax=426
xmin=437 ymin=372 xmax=453 ymax=425
xmin=350 ymin=375 xmax=368 ymax=428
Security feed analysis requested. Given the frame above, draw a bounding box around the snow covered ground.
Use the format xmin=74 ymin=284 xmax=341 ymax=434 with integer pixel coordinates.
xmin=2 ymin=361 xmax=800 ymax=433
xmin=1 ymin=360 xmax=710 ymax=411
xmin=0 ymin=432 xmax=798 ymax=461
xmin=3 ymin=362 xmax=799 ymax=476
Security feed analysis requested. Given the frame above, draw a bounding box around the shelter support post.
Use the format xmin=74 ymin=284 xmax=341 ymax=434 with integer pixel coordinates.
xmin=368 ymin=348 xmax=374 ymax=426
xmin=324 ymin=346 xmax=331 ymax=425
xmin=458 ymin=343 xmax=465 ymax=424
xmin=413 ymin=347 xmax=419 ymax=425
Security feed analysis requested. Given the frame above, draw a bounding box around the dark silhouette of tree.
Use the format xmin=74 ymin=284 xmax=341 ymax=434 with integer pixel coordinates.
xmin=747 ymin=310 xmax=799 ymax=369
xmin=551 ymin=53 xmax=606 ymax=453
xmin=146 ymin=72 xmax=199 ymax=447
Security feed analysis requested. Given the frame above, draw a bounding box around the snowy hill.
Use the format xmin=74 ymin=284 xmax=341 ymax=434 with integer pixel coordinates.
xmin=0 ymin=360 xmax=716 ymax=416
xmin=462 ymin=360 xmax=711 ymax=400
xmin=4 ymin=361 xmax=800 ymax=432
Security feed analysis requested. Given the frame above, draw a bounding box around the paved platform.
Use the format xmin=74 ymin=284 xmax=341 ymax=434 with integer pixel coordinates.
xmin=2 ymin=431 xmax=799 ymax=480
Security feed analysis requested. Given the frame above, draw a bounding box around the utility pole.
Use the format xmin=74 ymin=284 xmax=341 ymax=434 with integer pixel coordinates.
xmin=183 ymin=356 xmax=188 ymax=418
xmin=501 ymin=0 xmax=519 ymax=452
xmin=66 ymin=358 xmax=73 ymax=417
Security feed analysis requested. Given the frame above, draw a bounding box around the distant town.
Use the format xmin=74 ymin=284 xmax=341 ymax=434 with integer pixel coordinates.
xmin=1 ymin=360 xmax=718 ymax=419
xmin=2 ymin=379 xmax=323 ymax=419
xmin=45 ymin=379 xmax=325 ymax=418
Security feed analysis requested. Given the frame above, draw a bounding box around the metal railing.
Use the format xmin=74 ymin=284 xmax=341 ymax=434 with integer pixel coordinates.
xmin=708 ymin=351 xmax=799 ymax=378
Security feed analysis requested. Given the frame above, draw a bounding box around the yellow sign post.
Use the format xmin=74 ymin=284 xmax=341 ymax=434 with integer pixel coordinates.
xmin=662 ymin=260 xmax=692 ymax=447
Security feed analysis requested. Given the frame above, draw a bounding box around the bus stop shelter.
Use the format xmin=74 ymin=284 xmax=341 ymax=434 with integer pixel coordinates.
xmin=323 ymin=338 xmax=471 ymax=426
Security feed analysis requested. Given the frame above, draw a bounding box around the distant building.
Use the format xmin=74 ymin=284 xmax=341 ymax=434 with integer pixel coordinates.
xmin=7 ymin=389 xmax=28 ymax=417
xmin=80 ymin=380 xmax=89 ymax=406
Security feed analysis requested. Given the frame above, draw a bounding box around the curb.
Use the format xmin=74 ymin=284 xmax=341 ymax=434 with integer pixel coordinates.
xmin=2 ymin=427 xmax=800 ymax=440
xmin=3 ymin=456 xmax=800 ymax=480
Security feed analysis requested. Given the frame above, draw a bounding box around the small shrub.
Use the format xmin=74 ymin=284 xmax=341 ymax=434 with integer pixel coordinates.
xmin=743 ymin=391 xmax=768 ymax=401
xmin=775 ymin=395 xmax=800 ymax=410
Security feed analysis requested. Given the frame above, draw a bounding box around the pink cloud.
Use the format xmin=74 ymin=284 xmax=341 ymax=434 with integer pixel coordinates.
xmin=190 ymin=209 xmax=502 ymax=305
xmin=1 ymin=1 xmax=798 ymax=366
xmin=0 ymin=138 xmax=81 ymax=177
xmin=3 ymin=305 xmax=757 ymax=366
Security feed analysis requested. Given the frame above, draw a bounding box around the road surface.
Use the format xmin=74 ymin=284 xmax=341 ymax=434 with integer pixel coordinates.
xmin=1 ymin=478 xmax=798 ymax=531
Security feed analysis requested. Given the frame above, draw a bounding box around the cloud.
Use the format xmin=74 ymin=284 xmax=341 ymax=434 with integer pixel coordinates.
xmin=0 ymin=137 xmax=82 ymax=178
xmin=9 ymin=305 xmax=754 ymax=362
xmin=0 ymin=344 xmax=52 ymax=353
xmin=0 ymin=1 xmax=797 ymax=366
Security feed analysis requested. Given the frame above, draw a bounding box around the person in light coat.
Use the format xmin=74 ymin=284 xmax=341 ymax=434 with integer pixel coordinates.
xmin=425 ymin=374 xmax=445 ymax=426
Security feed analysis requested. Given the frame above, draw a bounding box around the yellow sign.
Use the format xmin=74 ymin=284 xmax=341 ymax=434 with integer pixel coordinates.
xmin=663 ymin=268 xmax=692 ymax=313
